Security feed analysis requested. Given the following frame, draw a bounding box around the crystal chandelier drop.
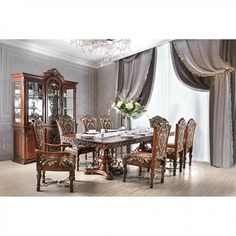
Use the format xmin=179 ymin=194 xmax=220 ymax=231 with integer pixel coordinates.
xmin=70 ymin=39 xmax=131 ymax=62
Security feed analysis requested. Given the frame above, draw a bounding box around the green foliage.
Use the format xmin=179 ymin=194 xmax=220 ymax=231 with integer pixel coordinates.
xmin=112 ymin=99 xmax=146 ymax=119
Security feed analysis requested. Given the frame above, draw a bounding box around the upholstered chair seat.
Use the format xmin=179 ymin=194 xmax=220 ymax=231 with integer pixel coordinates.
xmin=123 ymin=115 xmax=171 ymax=188
xmin=39 ymin=152 xmax=75 ymax=169
xmin=124 ymin=152 xmax=152 ymax=165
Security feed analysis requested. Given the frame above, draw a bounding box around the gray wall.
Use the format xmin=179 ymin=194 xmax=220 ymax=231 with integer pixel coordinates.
xmin=0 ymin=43 xmax=97 ymax=161
xmin=95 ymin=62 xmax=121 ymax=129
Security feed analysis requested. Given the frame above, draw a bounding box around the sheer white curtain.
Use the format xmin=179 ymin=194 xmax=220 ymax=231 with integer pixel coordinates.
xmin=133 ymin=43 xmax=210 ymax=163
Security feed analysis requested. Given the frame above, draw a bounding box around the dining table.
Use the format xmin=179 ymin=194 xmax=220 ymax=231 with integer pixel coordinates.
xmin=61 ymin=131 xmax=153 ymax=180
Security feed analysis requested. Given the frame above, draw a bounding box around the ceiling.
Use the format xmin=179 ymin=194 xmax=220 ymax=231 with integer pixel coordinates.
xmin=0 ymin=39 xmax=170 ymax=69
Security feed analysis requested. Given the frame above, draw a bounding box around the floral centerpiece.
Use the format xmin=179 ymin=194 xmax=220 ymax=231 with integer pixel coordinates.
xmin=112 ymin=99 xmax=146 ymax=119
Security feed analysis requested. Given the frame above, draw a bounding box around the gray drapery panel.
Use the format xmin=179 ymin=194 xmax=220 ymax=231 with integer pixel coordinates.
xmin=139 ymin=48 xmax=157 ymax=106
xmin=220 ymin=40 xmax=236 ymax=164
xmin=173 ymin=40 xmax=232 ymax=77
xmin=171 ymin=42 xmax=211 ymax=91
xmin=230 ymin=71 xmax=236 ymax=163
xmin=220 ymin=40 xmax=236 ymax=67
xmin=117 ymin=48 xmax=156 ymax=106
xmin=209 ymin=74 xmax=233 ymax=167
xmin=171 ymin=40 xmax=234 ymax=168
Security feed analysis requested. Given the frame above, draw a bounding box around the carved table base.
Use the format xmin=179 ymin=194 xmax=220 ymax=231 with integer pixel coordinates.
xmin=84 ymin=149 xmax=122 ymax=180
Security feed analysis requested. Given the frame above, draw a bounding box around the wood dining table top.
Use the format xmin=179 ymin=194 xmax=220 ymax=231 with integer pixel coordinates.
xmin=61 ymin=132 xmax=153 ymax=149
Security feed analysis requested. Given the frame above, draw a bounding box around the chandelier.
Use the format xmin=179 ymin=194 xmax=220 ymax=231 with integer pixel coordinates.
xmin=70 ymin=39 xmax=131 ymax=62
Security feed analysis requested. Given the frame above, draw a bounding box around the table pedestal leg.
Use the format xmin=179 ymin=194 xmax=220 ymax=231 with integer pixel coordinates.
xmin=84 ymin=149 xmax=113 ymax=180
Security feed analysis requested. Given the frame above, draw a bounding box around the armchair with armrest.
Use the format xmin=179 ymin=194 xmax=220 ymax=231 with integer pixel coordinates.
xmin=32 ymin=119 xmax=76 ymax=192
xmin=56 ymin=114 xmax=96 ymax=171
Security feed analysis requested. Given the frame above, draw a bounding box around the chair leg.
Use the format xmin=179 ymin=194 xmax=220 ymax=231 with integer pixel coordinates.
xmin=85 ymin=153 xmax=87 ymax=160
xmin=161 ymin=159 xmax=166 ymax=183
xmin=179 ymin=153 xmax=183 ymax=172
xmin=42 ymin=171 xmax=46 ymax=183
xmin=183 ymin=152 xmax=186 ymax=169
xmin=147 ymin=167 xmax=150 ymax=172
xmin=111 ymin=149 xmax=114 ymax=158
xmin=189 ymin=148 xmax=193 ymax=166
xmin=123 ymin=162 xmax=127 ymax=182
xmin=150 ymin=168 xmax=155 ymax=188
xmin=69 ymin=171 xmax=74 ymax=193
xmin=36 ymin=170 xmax=41 ymax=191
xmin=77 ymin=154 xmax=80 ymax=171
xmin=139 ymin=166 xmax=142 ymax=176
xmin=173 ymin=159 xmax=177 ymax=176
xmin=92 ymin=151 xmax=96 ymax=166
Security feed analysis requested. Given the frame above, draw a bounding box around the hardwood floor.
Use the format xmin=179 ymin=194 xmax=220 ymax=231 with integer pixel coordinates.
xmin=0 ymin=157 xmax=236 ymax=196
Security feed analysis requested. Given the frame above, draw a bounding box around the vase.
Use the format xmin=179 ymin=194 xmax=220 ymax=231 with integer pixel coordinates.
xmin=125 ymin=116 xmax=131 ymax=130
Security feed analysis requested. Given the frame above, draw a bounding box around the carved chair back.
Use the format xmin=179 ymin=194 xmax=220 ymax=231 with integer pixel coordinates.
xmin=149 ymin=115 xmax=169 ymax=127
xmin=56 ymin=114 xmax=76 ymax=136
xmin=175 ymin=118 xmax=187 ymax=153
xmin=81 ymin=114 xmax=97 ymax=133
xmin=32 ymin=119 xmax=45 ymax=151
xmin=185 ymin=118 xmax=197 ymax=150
xmin=99 ymin=115 xmax=113 ymax=130
xmin=150 ymin=116 xmax=171 ymax=161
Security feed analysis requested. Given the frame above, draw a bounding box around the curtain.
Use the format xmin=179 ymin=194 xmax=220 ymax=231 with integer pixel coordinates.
xmin=220 ymin=40 xmax=236 ymax=67
xmin=231 ymin=71 xmax=236 ymax=163
xmin=171 ymin=40 xmax=234 ymax=168
xmin=117 ymin=47 xmax=156 ymax=106
xmin=209 ymin=75 xmax=233 ymax=167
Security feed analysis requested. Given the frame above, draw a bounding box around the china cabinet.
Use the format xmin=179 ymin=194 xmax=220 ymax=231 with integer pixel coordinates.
xmin=12 ymin=68 xmax=77 ymax=164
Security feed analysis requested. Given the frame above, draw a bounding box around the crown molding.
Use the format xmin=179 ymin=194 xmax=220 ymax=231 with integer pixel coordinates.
xmin=94 ymin=39 xmax=172 ymax=68
xmin=0 ymin=39 xmax=172 ymax=69
xmin=0 ymin=40 xmax=99 ymax=69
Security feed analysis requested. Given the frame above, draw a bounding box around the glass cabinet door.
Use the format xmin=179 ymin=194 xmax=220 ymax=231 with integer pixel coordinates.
xmin=47 ymin=79 xmax=60 ymax=122
xmin=28 ymin=81 xmax=43 ymax=123
xmin=63 ymin=88 xmax=74 ymax=118
xmin=14 ymin=81 xmax=22 ymax=123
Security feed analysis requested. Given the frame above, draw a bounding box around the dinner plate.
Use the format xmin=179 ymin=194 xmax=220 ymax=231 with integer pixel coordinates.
xmin=107 ymin=129 xmax=118 ymax=132
xmin=86 ymin=131 xmax=99 ymax=134
xmin=121 ymin=134 xmax=136 ymax=138
xmin=81 ymin=134 xmax=96 ymax=138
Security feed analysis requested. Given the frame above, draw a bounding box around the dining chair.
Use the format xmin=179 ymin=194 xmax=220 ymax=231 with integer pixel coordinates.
xmin=167 ymin=118 xmax=187 ymax=176
xmin=32 ymin=119 xmax=76 ymax=192
xmin=138 ymin=115 xmax=170 ymax=153
xmin=56 ymin=114 xmax=96 ymax=171
xmin=99 ymin=114 xmax=113 ymax=130
xmin=99 ymin=114 xmax=119 ymax=161
xmin=81 ymin=114 xmax=97 ymax=133
xmin=123 ymin=116 xmax=171 ymax=188
xmin=183 ymin=118 xmax=197 ymax=169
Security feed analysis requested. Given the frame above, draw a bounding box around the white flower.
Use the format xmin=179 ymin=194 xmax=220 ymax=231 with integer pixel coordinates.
xmin=125 ymin=102 xmax=134 ymax=111
xmin=116 ymin=100 xmax=124 ymax=108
